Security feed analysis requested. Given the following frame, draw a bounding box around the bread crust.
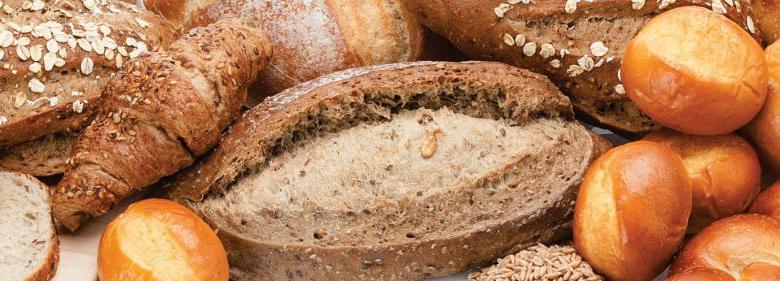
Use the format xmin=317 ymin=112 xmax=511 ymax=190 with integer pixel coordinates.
xmin=144 ymin=0 xmax=425 ymax=101
xmin=0 ymin=0 xmax=177 ymax=148
xmin=0 ymin=133 xmax=72 ymax=177
xmin=402 ymin=0 xmax=760 ymax=133
xmin=165 ymin=61 xmax=609 ymax=280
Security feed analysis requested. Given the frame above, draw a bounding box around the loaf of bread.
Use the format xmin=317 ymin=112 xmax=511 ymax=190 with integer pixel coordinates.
xmin=0 ymin=0 xmax=177 ymax=176
xmin=165 ymin=61 xmax=610 ymax=280
xmin=0 ymin=133 xmax=71 ymax=177
xmin=0 ymin=171 xmax=59 ymax=281
xmin=52 ymin=19 xmax=272 ymax=231
xmin=143 ymin=0 xmax=425 ymax=102
xmin=402 ymin=0 xmax=761 ymax=134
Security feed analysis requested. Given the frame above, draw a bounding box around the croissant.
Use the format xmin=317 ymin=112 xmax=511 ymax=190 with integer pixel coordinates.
xmin=53 ymin=18 xmax=272 ymax=231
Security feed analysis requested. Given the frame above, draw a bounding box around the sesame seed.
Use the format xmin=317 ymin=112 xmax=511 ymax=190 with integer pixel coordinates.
xmin=28 ymin=62 xmax=41 ymax=73
xmin=711 ymin=0 xmax=727 ymax=14
xmin=539 ymin=43 xmax=555 ymax=58
xmin=577 ymin=55 xmax=595 ymax=71
xmin=549 ymin=59 xmax=561 ymax=68
xmin=72 ymin=99 xmax=85 ymax=113
xmin=615 ymin=84 xmax=626 ymax=95
xmin=631 ymin=0 xmax=645 ymax=9
xmin=747 ymin=16 xmax=756 ymax=34
xmin=514 ymin=34 xmax=526 ymax=46
xmin=503 ymin=33 xmax=515 ymax=46
xmin=658 ymin=0 xmax=676 ymax=9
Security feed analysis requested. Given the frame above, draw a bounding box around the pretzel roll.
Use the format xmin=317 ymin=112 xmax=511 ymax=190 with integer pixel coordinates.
xmin=670 ymin=214 xmax=780 ymax=280
xmin=747 ymin=40 xmax=780 ymax=175
xmin=644 ymin=129 xmax=761 ymax=232
xmin=574 ymin=141 xmax=692 ymax=281
xmin=622 ymin=6 xmax=767 ymax=135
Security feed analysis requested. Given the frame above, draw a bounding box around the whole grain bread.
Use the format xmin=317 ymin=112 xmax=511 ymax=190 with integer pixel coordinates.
xmin=0 ymin=171 xmax=59 ymax=281
xmin=403 ymin=0 xmax=761 ymax=134
xmin=165 ymin=61 xmax=610 ymax=281
xmin=0 ymin=133 xmax=71 ymax=177
xmin=143 ymin=0 xmax=425 ymax=102
xmin=0 ymin=0 xmax=177 ymax=149
xmin=53 ymin=19 xmax=272 ymax=231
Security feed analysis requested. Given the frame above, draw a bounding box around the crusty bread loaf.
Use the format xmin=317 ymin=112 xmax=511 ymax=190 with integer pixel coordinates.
xmin=0 ymin=133 xmax=71 ymax=177
xmin=143 ymin=0 xmax=425 ymax=102
xmin=52 ymin=19 xmax=272 ymax=231
xmin=165 ymin=61 xmax=610 ymax=281
xmin=0 ymin=0 xmax=176 ymax=148
xmin=403 ymin=0 xmax=761 ymax=134
xmin=0 ymin=171 xmax=59 ymax=281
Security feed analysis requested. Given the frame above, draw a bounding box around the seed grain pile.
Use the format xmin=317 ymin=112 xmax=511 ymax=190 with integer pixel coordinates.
xmin=469 ymin=244 xmax=603 ymax=281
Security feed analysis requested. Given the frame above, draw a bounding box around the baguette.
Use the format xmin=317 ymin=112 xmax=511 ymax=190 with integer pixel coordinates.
xmin=143 ymin=0 xmax=425 ymax=101
xmin=165 ymin=61 xmax=610 ymax=281
xmin=52 ymin=19 xmax=272 ymax=231
xmin=402 ymin=0 xmax=760 ymax=134
xmin=0 ymin=172 xmax=59 ymax=281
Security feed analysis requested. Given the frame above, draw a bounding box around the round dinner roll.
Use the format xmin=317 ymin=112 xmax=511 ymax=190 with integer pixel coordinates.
xmin=750 ymin=181 xmax=780 ymax=218
xmin=574 ymin=141 xmax=692 ymax=281
xmin=670 ymin=214 xmax=780 ymax=280
xmin=98 ymin=199 xmax=228 ymax=281
xmin=747 ymin=40 xmax=780 ymax=175
xmin=622 ymin=6 xmax=768 ymax=135
xmin=665 ymin=267 xmax=736 ymax=281
xmin=644 ymin=129 xmax=761 ymax=232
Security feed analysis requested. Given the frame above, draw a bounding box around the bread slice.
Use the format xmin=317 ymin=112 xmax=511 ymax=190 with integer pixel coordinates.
xmin=166 ymin=61 xmax=609 ymax=280
xmin=0 ymin=172 xmax=59 ymax=281
xmin=0 ymin=134 xmax=71 ymax=177
xmin=402 ymin=0 xmax=760 ymax=134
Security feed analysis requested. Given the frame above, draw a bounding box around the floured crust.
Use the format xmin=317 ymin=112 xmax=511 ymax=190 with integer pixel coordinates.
xmin=403 ymin=0 xmax=760 ymax=133
xmin=0 ymin=0 xmax=177 ymax=148
xmin=165 ymin=61 xmax=610 ymax=280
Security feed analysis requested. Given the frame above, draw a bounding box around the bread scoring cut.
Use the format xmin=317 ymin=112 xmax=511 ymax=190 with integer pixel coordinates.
xmin=167 ymin=61 xmax=608 ymax=280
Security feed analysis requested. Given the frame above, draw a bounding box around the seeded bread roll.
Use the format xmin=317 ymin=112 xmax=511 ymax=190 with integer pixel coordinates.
xmin=402 ymin=0 xmax=761 ymax=134
xmin=164 ymin=61 xmax=610 ymax=281
xmin=143 ymin=0 xmax=425 ymax=101
xmin=52 ymin=19 xmax=272 ymax=231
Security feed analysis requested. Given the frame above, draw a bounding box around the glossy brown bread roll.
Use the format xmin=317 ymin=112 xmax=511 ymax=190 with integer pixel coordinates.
xmin=644 ymin=129 xmax=761 ymax=232
xmin=574 ymin=141 xmax=692 ymax=281
xmin=750 ymin=181 xmax=780 ymax=218
xmin=143 ymin=0 xmax=425 ymax=101
xmin=747 ymin=39 xmax=780 ymax=175
xmin=53 ymin=19 xmax=272 ymax=231
xmin=670 ymin=214 xmax=780 ymax=280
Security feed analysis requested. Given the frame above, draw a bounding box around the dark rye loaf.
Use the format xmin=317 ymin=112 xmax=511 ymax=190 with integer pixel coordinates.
xmin=165 ymin=61 xmax=610 ymax=281
xmin=403 ymin=0 xmax=761 ymax=134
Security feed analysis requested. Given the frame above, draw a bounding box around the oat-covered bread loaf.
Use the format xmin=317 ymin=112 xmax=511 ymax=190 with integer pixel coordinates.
xmin=403 ymin=0 xmax=761 ymax=134
xmin=165 ymin=61 xmax=610 ymax=281
xmin=52 ymin=19 xmax=272 ymax=231
xmin=0 ymin=0 xmax=177 ymax=176
xmin=143 ymin=0 xmax=425 ymax=101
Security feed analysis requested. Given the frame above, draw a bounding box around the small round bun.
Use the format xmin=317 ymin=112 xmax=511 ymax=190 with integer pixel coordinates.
xmin=665 ymin=267 xmax=735 ymax=281
xmin=644 ymin=129 xmax=761 ymax=232
xmin=98 ymin=199 xmax=228 ymax=281
xmin=750 ymin=181 xmax=780 ymax=218
xmin=670 ymin=214 xmax=780 ymax=279
xmin=574 ymin=141 xmax=692 ymax=281
xmin=622 ymin=6 xmax=767 ymax=135
xmin=752 ymin=0 xmax=780 ymax=44
xmin=747 ymin=40 xmax=780 ymax=175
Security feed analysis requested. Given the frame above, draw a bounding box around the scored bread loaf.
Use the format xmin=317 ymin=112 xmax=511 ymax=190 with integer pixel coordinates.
xmin=0 ymin=171 xmax=59 ymax=281
xmin=0 ymin=0 xmax=177 ymax=176
xmin=143 ymin=0 xmax=425 ymax=102
xmin=52 ymin=19 xmax=272 ymax=231
xmin=165 ymin=61 xmax=610 ymax=281
xmin=403 ymin=0 xmax=761 ymax=134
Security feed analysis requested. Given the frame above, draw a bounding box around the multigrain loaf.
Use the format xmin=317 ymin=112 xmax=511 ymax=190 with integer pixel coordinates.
xmin=143 ymin=0 xmax=425 ymax=101
xmin=0 ymin=0 xmax=176 ymax=148
xmin=53 ymin=19 xmax=272 ymax=231
xmin=0 ymin=171 xmax=58 ymax=281
xmin=403 ymin=0 xmax=761 ymax=134
xmin=0 ymin=133 xmax=71 ymax=177
xmin=165 ymin=61 xmax=610 ymax=281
